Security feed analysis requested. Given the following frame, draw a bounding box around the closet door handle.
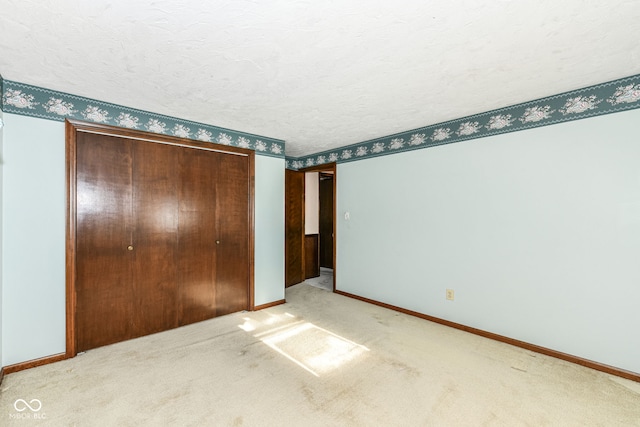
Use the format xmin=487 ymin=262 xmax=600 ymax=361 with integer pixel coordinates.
xmin=216 ymin=240 xmax=220 ymax=245
xmin=127 ymin=245 xmax=134 ymax=251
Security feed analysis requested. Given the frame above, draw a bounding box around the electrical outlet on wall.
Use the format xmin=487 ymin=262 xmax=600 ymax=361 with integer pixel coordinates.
xmin=446 ymin=289 xmax=455 ymax=301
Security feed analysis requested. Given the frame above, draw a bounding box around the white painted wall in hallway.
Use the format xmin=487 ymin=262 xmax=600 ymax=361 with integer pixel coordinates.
xmin=305 ymin=172 xmax=319 ymax=234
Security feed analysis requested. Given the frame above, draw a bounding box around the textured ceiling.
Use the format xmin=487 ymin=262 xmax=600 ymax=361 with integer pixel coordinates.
xmin=1 ymin=0 xmax=640 ymax=157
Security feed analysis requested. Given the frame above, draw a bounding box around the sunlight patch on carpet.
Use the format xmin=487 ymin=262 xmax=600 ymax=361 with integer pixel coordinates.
xmin=261 ymin=323 xmax=369 ymax=376
xmin=239 ymin=313 xmax=369 ymax=377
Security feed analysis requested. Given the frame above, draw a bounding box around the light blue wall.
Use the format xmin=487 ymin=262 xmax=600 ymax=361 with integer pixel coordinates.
xmin=337 ymin=108 xmax=640 ymax=374
xmin=255 ymin=156 xmax=285 ymax=306
xmin=2 ymin=114 xmax=66 ymax=366
xmin=0 ymin=109 xmax=4 ymax=368
xmin=1 ymin=113 xmax=285 ymax=366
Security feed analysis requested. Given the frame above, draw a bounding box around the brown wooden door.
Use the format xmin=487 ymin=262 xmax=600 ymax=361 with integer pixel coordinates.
xmin=178 ymin=148 xmax=249 ymax=325
xmin=75 ymin=129 xmax=250 ymax=351
xmin=319 ymin=174 xmax=334 ymax=268
xmin=76 ymin=133 xmax=137 ymax=351
xmin=285 ymin=169 xmax=305 ymax=287
xmin=178 ymin=147 xmax=219 ymax=325
xmin=212 ymin=152 xmax=251 ymax=315
xmin=130 ymin=140 xmax=180 ymax=337
xmin=76 ymin=134 xmax=180 ymax=351
xmin=304 ymin=234 xmax=320 ymax=279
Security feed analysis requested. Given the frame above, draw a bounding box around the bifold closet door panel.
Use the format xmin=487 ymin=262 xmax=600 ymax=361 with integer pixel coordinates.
xmin=178 ymin=147 xmax=220 ymax=325
xmin=76 ymin=133 xmax=135 ymax=352
xmin=131 ymin=140 xmax=179 ymax=336
xmin=214 ymin=153 xmax=250 ymax=316
xmin=74 ymin=128 xmax=251 ymax=350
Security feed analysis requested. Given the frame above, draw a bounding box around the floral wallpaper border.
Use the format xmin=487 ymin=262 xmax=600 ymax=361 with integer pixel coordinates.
xmin=0 ymin=79 xmax=286 ymax=158
xmin=286 ymin=73 xmax=640 ymax=170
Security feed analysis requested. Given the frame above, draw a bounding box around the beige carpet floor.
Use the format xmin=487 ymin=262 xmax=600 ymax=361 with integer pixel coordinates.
xmin=304 ymin=268 xmax=333 ymax=292
xmin=1 ymin=284 xmax=639 ymax=426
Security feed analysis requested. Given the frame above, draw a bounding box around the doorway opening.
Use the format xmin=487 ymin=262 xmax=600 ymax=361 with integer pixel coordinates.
xmin=303 ymin=171 xmax=334 ymax=291
xmin=285 ymin=163 xmax=336 ymax=291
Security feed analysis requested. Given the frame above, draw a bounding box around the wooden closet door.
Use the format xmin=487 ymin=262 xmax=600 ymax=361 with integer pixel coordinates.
xmin=178 ymin=148 xmax=250 ymax=323
xmin=72 ymin=121 xmax=252 ymax=352
xmin=213 ymin=152 xmax=250 ymax=316
xmin=76 ymin=135 xmax=180 ymax=351
xmin=76 ymin=133 xmax=135 ymax=351
xmin=178 ymin=147 xmax=220 ymax=325
xmin=130 ymin=140 xmax=179 ymax=336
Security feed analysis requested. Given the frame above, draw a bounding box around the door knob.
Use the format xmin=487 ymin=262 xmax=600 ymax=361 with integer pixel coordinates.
xmin=216 ymin=240 xmax=220 ymax=245
xmin=127 ymin=245 xmax=134 ymax=251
